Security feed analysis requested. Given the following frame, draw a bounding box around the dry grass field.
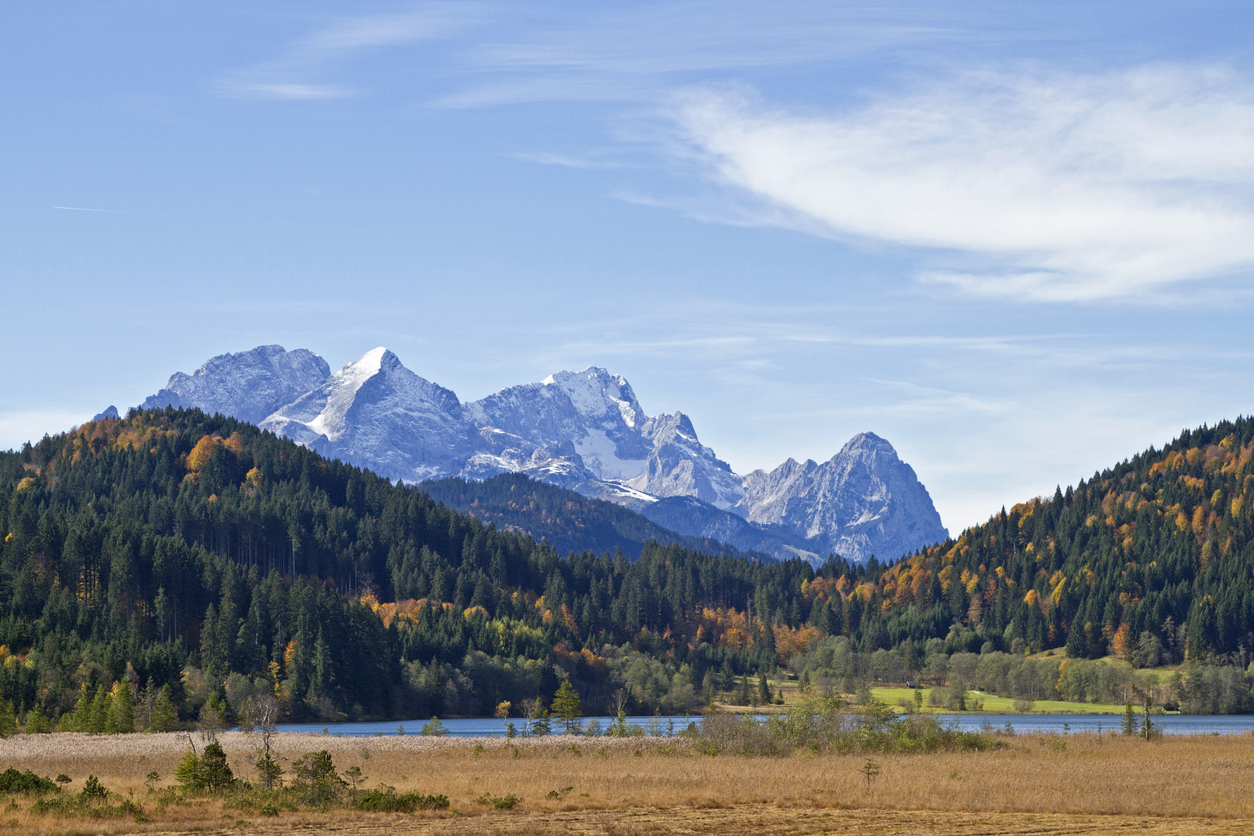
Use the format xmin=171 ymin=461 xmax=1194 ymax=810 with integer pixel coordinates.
xmin=2 ymin=730 xmax=1253 ymax=835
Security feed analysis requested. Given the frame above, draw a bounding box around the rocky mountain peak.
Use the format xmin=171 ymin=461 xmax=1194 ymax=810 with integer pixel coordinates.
xmin=135 ymin=345 xmax=949 ymax=564
xmin=140 ymin=345 xmax=331 ymax=425
xmin=541 ymin=367 xmax=644 ymax=430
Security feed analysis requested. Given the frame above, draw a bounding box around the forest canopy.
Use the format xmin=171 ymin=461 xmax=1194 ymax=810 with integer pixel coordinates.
xmin=1 ymin=408 xmax=1253 ymax=726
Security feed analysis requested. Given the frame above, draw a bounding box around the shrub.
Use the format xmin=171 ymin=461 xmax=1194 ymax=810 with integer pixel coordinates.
xmin=80 ymin=775 xmax=109 ymax=801
xmin=358 ymin=786 xmax=450 ymax=813
xmin=475 ymin=792 xmax=522 ymax=810
xmin=697 ymin=695 xmax=1000 ymax=756
xmin=292 ymin=750 xmax=345 ymax=807
xmin=175 ymin=742 xmax=234 ymax=792
xmin=0 ymin=768 xmax=59 ymax=795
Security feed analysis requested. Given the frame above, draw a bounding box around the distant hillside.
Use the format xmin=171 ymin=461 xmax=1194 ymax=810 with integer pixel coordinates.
xmin=419 ymin=473 xmax=761 ymax=561
xmin=831 ymin=418 xmax=1254 ymax=661
xmin=0 ymin=408 xmax=822 ymax=725
xmin=135 ymin=344 xmax=949 ymax=563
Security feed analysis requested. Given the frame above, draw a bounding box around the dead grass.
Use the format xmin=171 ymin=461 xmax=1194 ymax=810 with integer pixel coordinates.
xmin=1 ymin=731 xmax=1253 ymax=834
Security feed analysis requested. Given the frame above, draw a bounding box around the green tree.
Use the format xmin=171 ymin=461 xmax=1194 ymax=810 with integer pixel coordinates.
xmin=0 ymin=699 xmax=17 ymax=737
xmin=88 ymin=684 xmax=110 ymax=734
xmin=420 ymin=716 xmax=448 ymax=736
xmin=530 ymin=700 xmax=551 ymax=737
xmin=24 ymin=703 xmax=51 ymax=734
xmin=200 ymin=742 xmax=234 ymax=790
xmin=552 ymin=681 xmax=582 ymax=735
xmin=1121 ymin=700 xmax=1139 ymax=736
xmin=113 ymin=679 xmax=136 ymax=733
xmin=148 ymin=684 xmax=179 ymax=732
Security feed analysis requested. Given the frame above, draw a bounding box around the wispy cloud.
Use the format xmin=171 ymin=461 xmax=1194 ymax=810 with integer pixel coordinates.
xmin=54 ymin=205 xmax=128 ymax=213
xmin=666 ymin=65 xmax=1254 ymax=301
xmin=439 ymin=2 xmax=971 ymax=107
xmin=513 ymin=150 xmax=629 ymax=170
xmin=216 ymin=5 xmax=478 ymax=100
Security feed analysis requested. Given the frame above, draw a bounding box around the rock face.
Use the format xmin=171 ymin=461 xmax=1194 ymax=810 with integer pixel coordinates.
xmin=141 ymin=345 xmax=331 ymax=425
xmin=259 ymin=348 xmax=473 ymax=483
xmin=138 ymin=345 xmax=949 ymax=563
xmin=735 ymin=433 xmax=948 ymax=564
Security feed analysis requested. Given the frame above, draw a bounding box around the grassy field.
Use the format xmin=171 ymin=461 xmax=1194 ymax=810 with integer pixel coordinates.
xmin=1 ymin=729 xmax=1253 ymax=835
xmin=869 ymin=687 xmax=1129 ymax=714
xmin=714 ymin=681 xmax=1130 ymax=715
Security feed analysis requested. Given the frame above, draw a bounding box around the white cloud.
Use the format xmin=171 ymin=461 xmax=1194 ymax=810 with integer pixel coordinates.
xmin=667 ymin=66 xmax=1254 ymax=301
xmin=217 ymin=6 xmax=476 ymax=100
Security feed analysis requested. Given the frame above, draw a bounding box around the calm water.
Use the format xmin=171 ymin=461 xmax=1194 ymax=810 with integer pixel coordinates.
xmin=276 ymin=712 xmax=1254 ymax=737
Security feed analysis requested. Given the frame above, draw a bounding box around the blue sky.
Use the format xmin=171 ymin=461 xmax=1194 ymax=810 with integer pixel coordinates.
xmin=4 ymin=1 xmax=1254 ymax=532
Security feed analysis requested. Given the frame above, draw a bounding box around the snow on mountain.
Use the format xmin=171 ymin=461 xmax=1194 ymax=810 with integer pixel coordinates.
xmin=466 ymin=367 xmax=651 ymax=483
xmin=735 ymin=432 xmax=949 ymax=563
xmin=259 ymin=348 xmax=471 ymax=483
xmin=141 ymin=345 xmax=331 ymax=425
xmin=135 ymin=346 xmax=950 ymax=564
xmin=627 ymin=412 xmax=744 ymax=509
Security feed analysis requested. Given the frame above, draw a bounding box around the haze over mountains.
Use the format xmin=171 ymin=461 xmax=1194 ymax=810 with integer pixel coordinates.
xmin=137 ymin=345 xmax=948 ymax=564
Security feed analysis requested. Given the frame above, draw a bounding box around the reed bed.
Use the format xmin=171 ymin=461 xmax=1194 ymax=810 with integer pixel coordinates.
xmin=1 ymin=730 xmax=1253 ymax=834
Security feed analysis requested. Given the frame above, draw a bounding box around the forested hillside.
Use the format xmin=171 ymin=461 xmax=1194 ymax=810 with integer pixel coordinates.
xmin=829 ymin=418 xmax=1254 ymax=664
xmin=421 ymin=473 xmax=756 ymax=561
xmin=0 ymin=409 xmax=826 ymax=725
xmin=1 ymin=409 xmax=1252 ymax=728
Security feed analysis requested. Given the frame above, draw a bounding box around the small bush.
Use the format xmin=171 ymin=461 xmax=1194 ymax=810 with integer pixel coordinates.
xmin=0 ymin=768 xmax=59 ymax=796
xmin=292 ymin=750 xmax=345 ymax=807
xmin=475 ymin=792 xmax=522 ymax=810
xmin=80 ymin=775 xmax=109 ymax=801
xmin=697 ymin=696 xmax=1000 ymax=756
xmin=358 ymin=786 xmax=449 ymax=813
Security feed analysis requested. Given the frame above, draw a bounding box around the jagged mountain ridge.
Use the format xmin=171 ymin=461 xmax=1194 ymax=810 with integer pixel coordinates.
xmin=135 ymin=345 xmax=949 ymax=563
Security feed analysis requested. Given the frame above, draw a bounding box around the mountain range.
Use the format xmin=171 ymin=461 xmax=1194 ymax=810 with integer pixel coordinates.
xmin=134 ymin=344 xmax=948 ymax=563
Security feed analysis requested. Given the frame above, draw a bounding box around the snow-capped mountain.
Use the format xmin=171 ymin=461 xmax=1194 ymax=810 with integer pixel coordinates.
xmin=141 ymin=345 xmax=331 ymax=425
xmin=735 ymin=433 xmax=948 ymax=564
xmin=134 ymin=345 xmax=949 ymax=563
xmin=259 ymin=348 xmax=473 ymax=482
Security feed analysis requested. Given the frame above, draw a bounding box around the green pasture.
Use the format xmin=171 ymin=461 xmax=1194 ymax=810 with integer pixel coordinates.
xmin=870 ymin=686 xmax=1128 ymax=715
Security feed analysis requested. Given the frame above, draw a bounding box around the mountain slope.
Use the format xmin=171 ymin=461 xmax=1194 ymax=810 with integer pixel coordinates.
xmin=736 ymin=433 xmax=948 ymax=565
xmin=420 ymin=472 xmax=758 ymax=561
xmin=0 ymin=407 xmax=821 ymax=723
xmin=135 ymin=345 xmax=949 ymax=564
xmin=828 ymin=417 xmax=1254 ymax=661
xmin=260 ymin=348 xmax=472 ymax=482
xmin=141 ymin=344 xmax=330 ymax=424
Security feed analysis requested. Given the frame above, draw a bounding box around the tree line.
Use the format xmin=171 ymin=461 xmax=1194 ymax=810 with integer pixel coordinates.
xmin=2 ymin=407 xmax=1252 ymax=729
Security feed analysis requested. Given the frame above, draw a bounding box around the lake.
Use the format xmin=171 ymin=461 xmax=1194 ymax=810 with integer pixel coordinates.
xmin=275 ymin=712 xmax=1254 ymax=737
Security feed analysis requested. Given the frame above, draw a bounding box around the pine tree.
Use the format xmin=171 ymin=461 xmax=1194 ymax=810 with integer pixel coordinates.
xmin=24 ymin=703 xmax=51 ymax=734
xmin=0 ymin=699 xmax=17 ymax=737
xmin=113 ymin=679 xmax=136 ymax=733
xmin=149 ymin=684 xmax=179 ymax=732
xmin=88 ymin=684 xmax=110 ymax=734
xmin=530 ymin=700 xmax=551 ymax=737
xmin=552 ymin=680 xmax=582 ymax=735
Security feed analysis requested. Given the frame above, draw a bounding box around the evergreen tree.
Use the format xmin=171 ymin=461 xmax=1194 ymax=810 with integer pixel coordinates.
xmin=23 ymin=703 xmax=51 ymax=734
xmin=530 ymin=700 xmax=551 ymax=737
xmin=113 ymin=679 xmax=136 ymax=733
xmin=552 ymin=680 xmax=582 ymax=735
xmin=88 ymin=684 xmax=110 ymax=734
xmin=0 ymin=699 xmax=16 ymax=738
xmin=149 ymin=684 xmax=179 ymax=732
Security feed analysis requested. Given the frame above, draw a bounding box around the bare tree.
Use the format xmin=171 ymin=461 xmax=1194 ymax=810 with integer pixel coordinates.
xmin=244 ymin=694 xmax=283 ymax=789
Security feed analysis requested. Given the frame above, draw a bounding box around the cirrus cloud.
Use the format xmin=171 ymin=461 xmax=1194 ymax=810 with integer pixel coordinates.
xmin=667 ymin=66 xmax=1254 ymax=301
